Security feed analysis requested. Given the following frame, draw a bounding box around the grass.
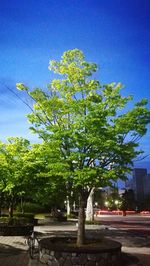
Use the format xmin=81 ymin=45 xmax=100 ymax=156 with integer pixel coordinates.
xmin=34 ymin=213 xmax=48 ymax=219
xmin=85 ymin=220 xmax=102 ymax=225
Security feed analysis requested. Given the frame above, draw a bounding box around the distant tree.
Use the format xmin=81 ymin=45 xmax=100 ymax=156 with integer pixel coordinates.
xmin=105 ymin=187 xmax=120 ymax=210
xmin=120 ymin=189 xmax=136 ymax=215
xmin=94 ymin=188 xmax=106 ymax=209
xmin=26 ymin=142 xmax=67 ymax=209
xmin=17 ymin=49 xmax=150 ymax=245
xmin=0 ymin=137 xmax=30 ymax=216
xmin=143 ymin=195 xmax=150 ymax=210
xmin=0 ymin=138 xmax=67 ymax=215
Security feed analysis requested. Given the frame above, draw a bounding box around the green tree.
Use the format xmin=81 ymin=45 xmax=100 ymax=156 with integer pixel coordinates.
xmin=0 ymin=156 xmax=10 ymax=216
xmin=120 ymin=189 xmax=136 ymax=214
xmin=17 ymin=49 xmax=150 ymax=245
xmin=0 ymin=137 xmax=31 ymax=216
xmin=0 ymin=138 xmax=66 ymax=215
xmin=24 ymin=142 xmax=67 ymax=209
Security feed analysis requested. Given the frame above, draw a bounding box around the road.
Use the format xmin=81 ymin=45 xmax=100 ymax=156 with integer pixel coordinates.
xmin=94 ymin=214 xmax=150 ymax=265
xmin=95 ymin=214 xmax=150 ymax=229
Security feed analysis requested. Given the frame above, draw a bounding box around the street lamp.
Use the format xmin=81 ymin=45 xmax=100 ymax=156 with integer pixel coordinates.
xmin=105 ymin=201 xmax=109 ymax=208
xmin=115 ymin=200 xmax=119 ymax=214
xmin=115 ymin=200 xmax=119 ymax=205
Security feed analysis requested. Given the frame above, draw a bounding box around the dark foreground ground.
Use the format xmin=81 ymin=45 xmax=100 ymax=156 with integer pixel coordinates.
xmin=94 ymin=214 xmax=150 ymax=265
xmin=0 ymin=214 xmax=149 ymax=266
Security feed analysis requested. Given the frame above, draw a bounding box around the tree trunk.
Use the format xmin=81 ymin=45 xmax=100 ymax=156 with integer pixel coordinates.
xmin=9 ymin=197 xmax=14 ymax=218
xmin=86 ymin=188 xmax=95 ymax=221
xmin=66 ymin=196 xmax=71 ymax=216
xmin=0 ymin=192 xmax=3 ymax=217
xmin=21 ymin=196 xmax=24 ymax=214
xmin=0 ymin=200 xmax=1 ymax=217
xmin=77 ymin=193 xmax=85 ymax=246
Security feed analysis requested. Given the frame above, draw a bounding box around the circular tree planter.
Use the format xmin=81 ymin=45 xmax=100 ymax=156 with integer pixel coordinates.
xmin=39 ymin=236 xmax=122 ymax=266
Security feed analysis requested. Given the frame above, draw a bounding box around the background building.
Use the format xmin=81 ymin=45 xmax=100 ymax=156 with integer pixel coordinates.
xmin=125 ymin=168 xmax=150 ymax=209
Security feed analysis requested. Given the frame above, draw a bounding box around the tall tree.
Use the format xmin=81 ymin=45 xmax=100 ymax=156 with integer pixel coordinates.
xmin=17 ymin=49 xmax=150 ymax=245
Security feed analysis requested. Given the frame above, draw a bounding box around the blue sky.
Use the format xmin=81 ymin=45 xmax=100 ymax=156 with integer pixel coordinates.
xmin=0 ymin=0 xmax=150 ymax=167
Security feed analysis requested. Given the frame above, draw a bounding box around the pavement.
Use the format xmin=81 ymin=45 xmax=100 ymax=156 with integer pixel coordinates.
xmin=0 ymin=219 xmax=149 ymax=266
xmin=0 ymin=236 xmax=29 ymax=266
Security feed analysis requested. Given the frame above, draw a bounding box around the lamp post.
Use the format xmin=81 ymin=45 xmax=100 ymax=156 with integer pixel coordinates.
xmin=105 ymin=201 xmax=109 ymax=209
xmin=115 ymin=200 xmax=119 ymax=215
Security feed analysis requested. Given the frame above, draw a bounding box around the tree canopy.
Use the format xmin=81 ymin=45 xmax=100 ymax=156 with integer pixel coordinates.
xmin=16 ymin=48 xmax=150 ymax=245
xmin=0 ymin=138 xmax=67 ymax=215
xmin=0 ymin=137 xmax=31 ymax=216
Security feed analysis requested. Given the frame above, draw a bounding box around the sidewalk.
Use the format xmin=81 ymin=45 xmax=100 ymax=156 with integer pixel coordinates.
xmin=122 ymin=247 xmax=150 ymax=266
xmin=0 ymin=236 xmax=29 ymax=266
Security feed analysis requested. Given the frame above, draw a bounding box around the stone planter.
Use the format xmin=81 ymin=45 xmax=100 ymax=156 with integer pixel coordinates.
xmin=0 ymin=224 xmax=33 ymax=236
xmin=39 ymin=237 xmax=122 ymax=266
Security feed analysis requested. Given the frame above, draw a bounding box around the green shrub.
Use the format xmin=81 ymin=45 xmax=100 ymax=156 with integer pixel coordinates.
xmin=67 ymin=213 xmax=78 ymax=219
xmin=0 ymin=216 xmax=32 ymax=225
xmin=16 ymin=202 xmax=46 ymax=214
xmin=1 ymin=213 xmax=9 ymax=217
xmin=14 ymin=212 xmax=35 ymax=223
xmin=14 ymin=212 xmax=34 ymax=219
xmin=0 ymin=217 xmax=9 ymax=224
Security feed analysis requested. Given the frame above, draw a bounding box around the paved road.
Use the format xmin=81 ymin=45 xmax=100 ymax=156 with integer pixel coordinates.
xmin=95 ymin=214 xmax=150 ymax=265
xmin=95 ymin=214 xmax=150 ymax=232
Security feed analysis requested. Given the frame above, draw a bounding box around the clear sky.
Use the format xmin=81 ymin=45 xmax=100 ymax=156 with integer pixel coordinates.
xmin=0 ymin=0 xmax=150 ymax=165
